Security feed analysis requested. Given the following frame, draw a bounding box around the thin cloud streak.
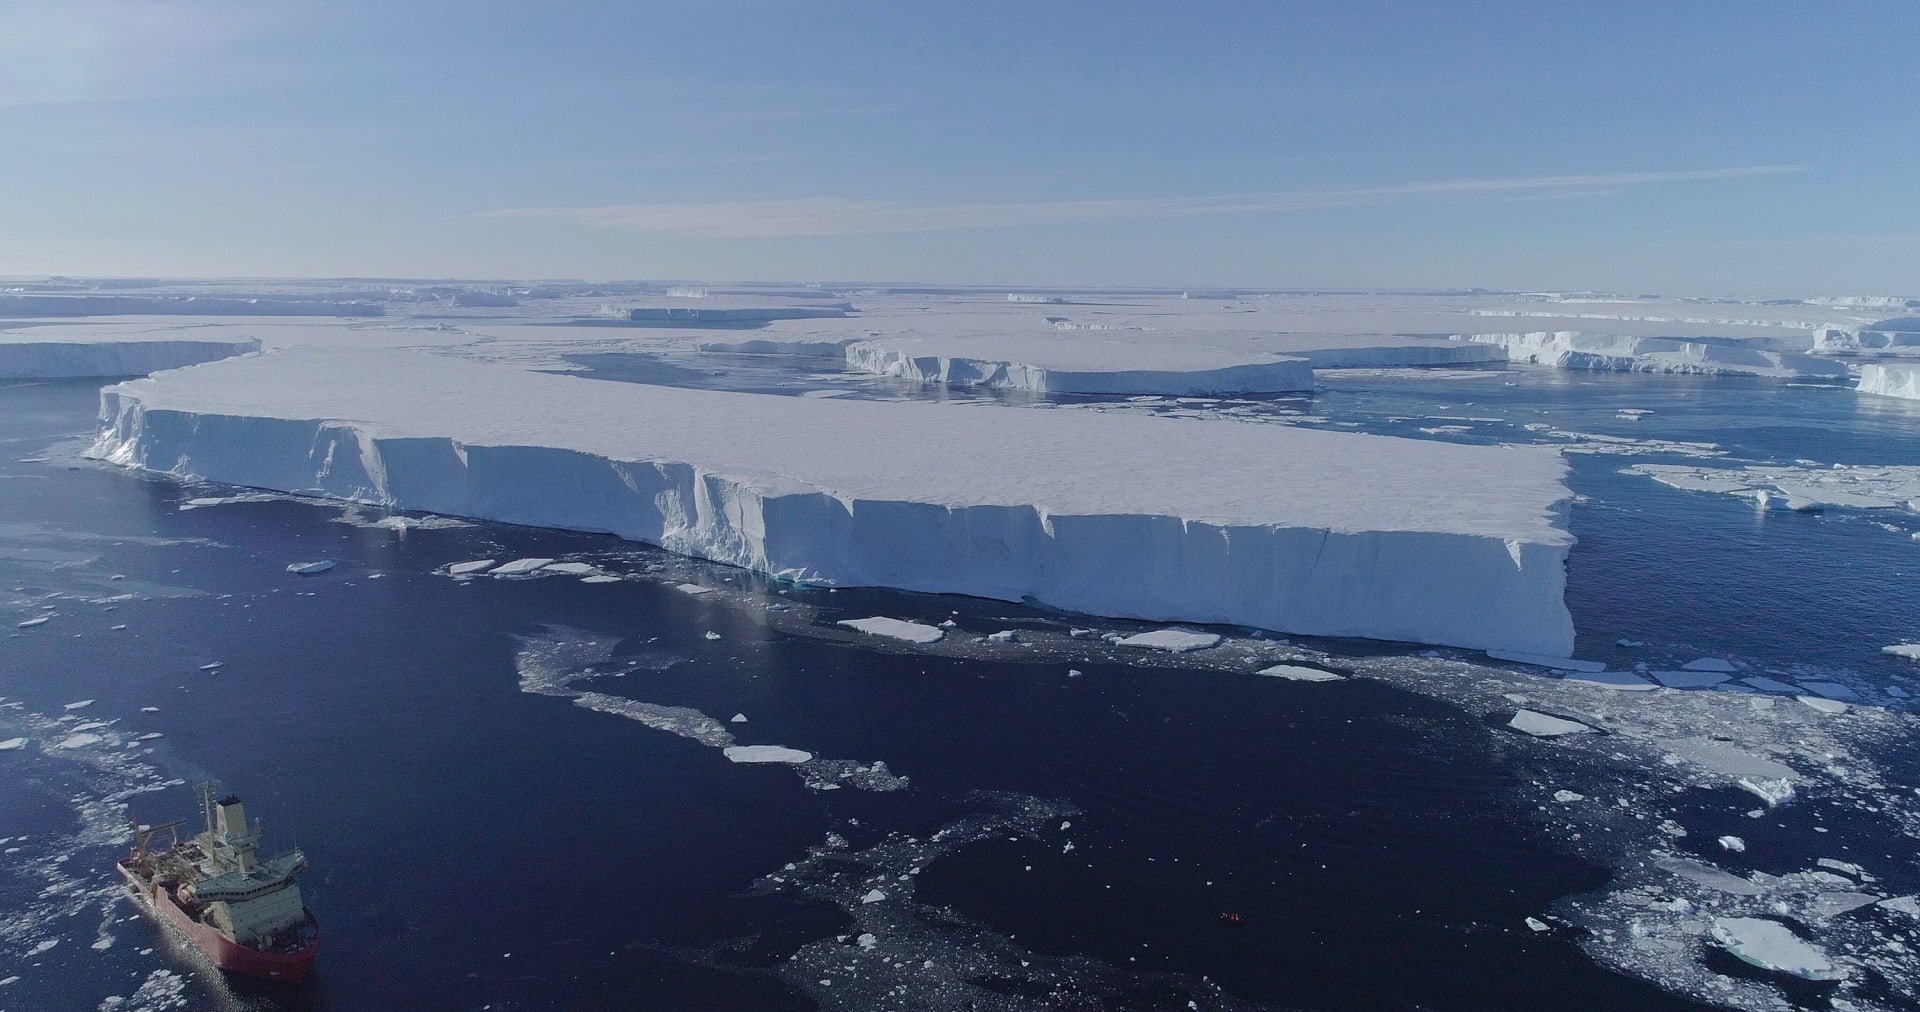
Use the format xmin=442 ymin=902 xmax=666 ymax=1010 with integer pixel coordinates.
xmin=483 ymin=166 xmax=1806 ymax=238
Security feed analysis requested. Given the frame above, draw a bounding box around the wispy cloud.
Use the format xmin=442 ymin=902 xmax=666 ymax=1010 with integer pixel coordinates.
xmin=482 ymin=166 xmax=1806 ymax=239
xmin=0 ymin=0 xmax=288 ymax=107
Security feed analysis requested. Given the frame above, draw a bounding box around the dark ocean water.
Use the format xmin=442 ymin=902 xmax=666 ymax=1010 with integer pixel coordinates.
xmin=2 ymin=369 xmax=1916 ymax=1011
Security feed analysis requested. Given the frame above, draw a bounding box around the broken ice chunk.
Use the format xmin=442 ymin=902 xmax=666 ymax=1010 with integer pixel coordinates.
xmin=286 ymin=560 xmax=334 ymax=575
xmin=1717 ymin=836 xmax=1746 ymax=852
xmin=1257 ymin=664 xmax=1343 ymax=681
xmin=1797 ymin=695 xmax=1847 ymax=714
xmin=490 ymin=557 xmax=553 ymax=576
xmin=723 ymin=745 xmax=812 ymax=764
xmin=730 ymin=713 xmax=748 ymax=723
xmin=1508 ymin=710 xmax=1593 ymax=737
xmin=0 ymin=738 xmax=25 ymax=751
xmin=541 ymin=562 xmax=597 ymax=575
xmin=1552 ymin=790 xmax=1585 ymax=803
xmin=1880 ymin=643 xmax=1920 ymax=660
xmin=987 ymin=630 xmax=1018 ymax=643
xmin=1485 ymin=650 xmax=1605 ymax=672
xmin=447 ymin=559 xmax=496 ymax=575
xmin=1737 ymin=777 xmax=1795 ymax=807
xmin=1564 ymin=670 xmax=1656 ymax=691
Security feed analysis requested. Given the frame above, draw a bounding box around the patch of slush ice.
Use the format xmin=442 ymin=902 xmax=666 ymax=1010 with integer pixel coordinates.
xmin=1257 ymin=664 xmax=1343 ymax=681
xmin=1711 ymin=917 xmax=1847 ymax=981
xmin=1717 ymin=836 xmax=1746 ymax=852
xmin=284 ymin=560 xmax=333 ymax=575
xmin=724 ymin=745 xmax=814 ymax=764
xmin=571 ymin=692 xmax=735 ymax=749
xmin=1115 ymin=628 xmax=1220 ymax=653
xmin=837 ymin=617 xmax=945 ymax=644
xmin=1485 ymin=649 xmax=1605 ymax=672
xmin=1509 ymin=710 xmax=1594 ymax=737
xmin=490 ymin=557 xmax=553 ymax=576
xmin=97 ymin=967 xmax=189 ymax=1011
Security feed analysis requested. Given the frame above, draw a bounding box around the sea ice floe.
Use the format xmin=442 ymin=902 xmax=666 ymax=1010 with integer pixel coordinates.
xmin=1552 ymin=790 xmax=1585 ymax=802
xmin=490 ymin=557 xmax=553 ymax=576
xmin=1717 ymin=835 xmax=1746 ymax=852
xmin=730 ymin=713 xmax=748 ymax=723
xmin=1649 ymin=670 xmax=1730 ymax=689
xmin=1798 ymin=695 xmax=1848 ymax=714
xmin=676 ymin=583 xmax=716 ymax=596
xmin=1710 ymin=917 xmax=1848 ymax=981
xmin=541 ymin=562 xmax=597 ymax=575
xmin=1680 ymin=657 xmax=1736 ymax=672
xmin=1508 ymin=709 xmax=1594 ymax=737
xmin=1115 ymin=629 xmax=1220 ymax=653
xmin=0 ymin=737 xmax=25 ymax=750
xmin=1797 ymin=681 xmax=1856 ymax=699
xmin=1737 ymin=777 xmax=1796 ymax=807
xmin=1884 ymin=643 xmax=1920 ymax=661
xmin=836 ymin=617 xmax=945 ymax=644
xmin=446 ymin=559 xmax=496 ymax=574
xmin=1629 ymin=462 xmax=1920 ymax=514
xmin=1485 ymin=649 xmax=1605 ymax=672
xmin=51 ymin=733 xmax=103 ymax=749
xmin=1563 ymin=670 xmax=1656 ymax=691
xmin=986 ymin=630 xmax=1017 ymax=643
xmin=1257 ymin=664 xmax=1343 ymax=681
xmin=63 ymin=699 xmax=94 ymax=710
xmin=285 ymin=560 xmax=334 ymax=575
xmin=1739 ymin=676 xmax=1801 ymax=694
xmin=724 ymin=745 xmax=813 ymax=764
xmin=16 ymin=616 xmax=49 ymax=628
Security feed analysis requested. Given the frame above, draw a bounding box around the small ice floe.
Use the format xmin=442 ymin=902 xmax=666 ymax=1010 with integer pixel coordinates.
xmin=1879 ymin=895 xmax=1920 ymax=918
xmin=1616 ymin=638 xmax=1644 ymax=648
xmin=1680 ymin=657 xmax=1736 ymax=673
xmin=1115 ymin=628 xmax=1220 ymax=653
xmin=63 ymin=699 xmax=95 ymax=710
xmin=285 ymin=561 xmax=334 ymax=575
xmin=0 ymin=737 xmax=26 ymax=751
xmin=987 ymin=630 xmax=1018 ymax=644
xmin=1738 ymin=777 xmax=1796 ymax=807
xmin=1718 ymin=835 xmax=1746 ymax=852
xmin=1552 ymin=790 xmax=1585 ymax=803
xmin=16 ymin=616 xmax=49 ymax=628
xmin=446 ymin=559 xmax=496 ymax=575
xmin=1524 ymin=916 xmax=1550 ymax=932
xmin=139 ymin=706 xmax=159 ymax=713
xmin=542 ymin=562 xmax=597 ymax=575
xmin=703 ymin=631 xmax=722 ymax=641
xmin=109 ymin=624 xmax=127 ymax=631
xmin=1709 ymin=917 xmax=1847 ymax=981
xmin=1485 ymin=649 xmax=1606 ymax=673
xmin=856 ymin=933 xmax=878 ymax=950
xmin=1884 ymin=643 xmax=1920 ymax=661
xmin=1067 ymin=668 xmax=1083 ymax=677
xmin=580 ymin=574 xmax=623 ymax=584
xmin=1617 ymin=409 xmax=1652 ymax=421
xmin=137 ymin=732 xmax=163 ymax=741
xmin=1564 ymin=670 xmax=1657 ymax=691
xmin=1257 ymin=664 xmax=1343 ymax=682
xmin=198 ymin=662 xmax=222 ymax=671
xmin=1797 ymin=695 xmax=1847 ymax=714
xmin=1739 ymin=676 xmax=1800 ymax=694
xmin=836 ymin=617 xmax=944 ymax=644
xmin=1796 ymin=681 xmax=1855 ymax=700
xmin=723 ymin=745 xmax=813 ymax=764
xmin=730 ymin=713 xmax=748 ymax=723
xmin=490 ymin=558 xmax=553 ymax=576
xmin=1508 ymin=710 xmax=1594 ymax=737
xmin=1649 ymin=670 xmax=1730 ymax=689
xmin=860 ymin=889 xmax=887 ymax=904
xmin=676 ymin=583 xmax=716 ymax=596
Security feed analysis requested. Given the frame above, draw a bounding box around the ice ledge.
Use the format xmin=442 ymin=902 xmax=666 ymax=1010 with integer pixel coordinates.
xmin=0 ymin=337 xmax=261 ymax=379
xmin=90 ymin=349 xmax=1577 ymax=655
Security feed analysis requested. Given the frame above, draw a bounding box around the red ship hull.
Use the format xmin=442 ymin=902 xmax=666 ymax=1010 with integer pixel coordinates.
xmin=118 ymin=863 xmax=319 ymax=982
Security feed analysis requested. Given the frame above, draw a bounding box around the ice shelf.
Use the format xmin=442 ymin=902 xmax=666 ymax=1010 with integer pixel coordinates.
xmin=92 ymin=347 xmax=1578 ymax=654
xmin=1466 ymin=331 xmax=1850 ymax=379
xmin=844 ymin=334 xmax=1314 ymax=395
xmin=0 ymin=334 xmax=260 ymax=379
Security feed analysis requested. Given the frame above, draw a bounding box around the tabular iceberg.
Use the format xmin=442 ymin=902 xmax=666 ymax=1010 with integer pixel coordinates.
xmin=1858 ymin=364 xmax=1920 ymax=401
xmin=843 ymin=335 xmax=1314 ymax=395
xmin=92 ymin=347 xmax=1578 ymax=655
xmin=1466 ymin=332 xmax=1849 ymax=379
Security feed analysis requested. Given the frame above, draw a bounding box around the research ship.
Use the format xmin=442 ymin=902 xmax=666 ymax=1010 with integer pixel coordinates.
xmin=117 ymin=785 xmax=319 ymax=982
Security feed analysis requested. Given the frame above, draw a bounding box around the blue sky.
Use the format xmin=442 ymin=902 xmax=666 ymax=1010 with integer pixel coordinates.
xmin=3 ymin=1 xmax=1916 ymax=294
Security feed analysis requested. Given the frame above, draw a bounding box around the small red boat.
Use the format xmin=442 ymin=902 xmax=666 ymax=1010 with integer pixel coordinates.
xmin=118 ymin=786 xmax=319 ymax=982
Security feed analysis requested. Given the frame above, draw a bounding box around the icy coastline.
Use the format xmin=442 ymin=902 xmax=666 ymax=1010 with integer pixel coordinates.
xmin=91 ymin=347 xmax=1577 ymax=654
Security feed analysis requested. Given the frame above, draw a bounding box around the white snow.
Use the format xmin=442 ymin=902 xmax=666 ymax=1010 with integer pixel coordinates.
xmin=1507 ymin=709 xmax=1594 ymax=737
xmin=837 ymin=617 xmax=945 ymax=644
xmin=1257 ymin=664 xmax=1343 ymax=681
xmin=490 ymin=557 xmax=554 ymax=576
xmin=93 ymin=344 xmax=1579 ymax=654
xmin=285 ymin=560 xmax=334 ymax=574
xmin=723 ymin=745 xmax=813 ymax=764
xmin=1115 ymin=629 xmax=1221 ymax=653
xmin=447 ymin=559 xmax=496 ymax=574
xmin=1485 ymin=650 xmax=1605 ymax=672
xmin=1857 ymin=364 xmax=1920 ymax=400
xmin=1709 ymin=917 xmax=1847 ymax=980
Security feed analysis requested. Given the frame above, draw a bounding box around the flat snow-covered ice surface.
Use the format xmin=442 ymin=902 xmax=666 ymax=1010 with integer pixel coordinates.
xmin=94 ymin=346 xmax=1576 ymax=654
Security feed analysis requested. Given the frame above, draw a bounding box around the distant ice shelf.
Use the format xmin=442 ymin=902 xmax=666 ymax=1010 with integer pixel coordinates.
xmin=844 ymin=335 xmax=1314 ymax=395
xmin=92 ymin=346 xmax=1578 ymax=654
xmin=0 ymin=335 xmax=260 ymax=379
xmin=1858 ymin=364 xmax=1920 ymax=401
xmin=1466 ymin=331 xmax=1850 ymax=379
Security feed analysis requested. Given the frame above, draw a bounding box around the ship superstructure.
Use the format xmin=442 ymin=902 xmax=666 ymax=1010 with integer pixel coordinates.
xmin=118 ymin=785 xmax=319 ymax=981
